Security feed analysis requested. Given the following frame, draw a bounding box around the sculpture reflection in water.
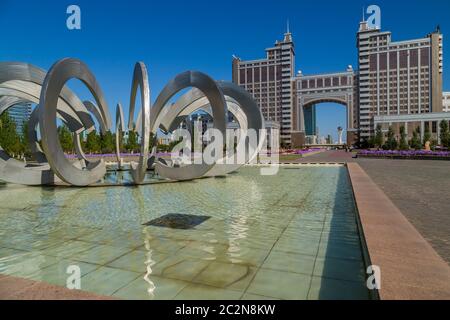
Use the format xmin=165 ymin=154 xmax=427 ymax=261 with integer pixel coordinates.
xmin=0 ymin=58 xmax=268 ymax=187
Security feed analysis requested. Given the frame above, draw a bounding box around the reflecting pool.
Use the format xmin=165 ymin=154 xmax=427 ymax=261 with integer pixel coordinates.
xmin=0 ymin=166 xmax=370 ymax=300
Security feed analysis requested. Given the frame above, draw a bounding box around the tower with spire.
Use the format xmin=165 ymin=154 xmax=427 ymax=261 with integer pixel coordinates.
xmin=231 ymin=21 xmax=295 ymax=145
xmin=284 ymin=19 xmax=292 ymax=43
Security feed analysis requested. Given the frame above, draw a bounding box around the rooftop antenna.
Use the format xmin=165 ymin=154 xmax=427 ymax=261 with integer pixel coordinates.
xmin=362 ymin=7 xmax=365 ymax=22
xmin=287 ymin=19 xmax=290 ymax=33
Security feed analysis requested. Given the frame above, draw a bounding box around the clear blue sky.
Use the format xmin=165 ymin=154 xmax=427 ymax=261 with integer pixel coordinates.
xmin=1 ymin=0 xmax=449 ymax=140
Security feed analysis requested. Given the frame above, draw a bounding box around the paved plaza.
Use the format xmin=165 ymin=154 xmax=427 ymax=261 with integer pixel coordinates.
xmin=292 ymin=150 xmax=450 ymax=264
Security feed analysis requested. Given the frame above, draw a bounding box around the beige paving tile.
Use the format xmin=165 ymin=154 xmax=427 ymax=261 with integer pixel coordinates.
xmin=41 ymin=240 xmax=97 ymax=259
xmin=140 ymin=237 xmax=189 ymax=254
xmin=47 ymin=226 xmax=98 ymax=241
xmin=231 ymin=236 xmax=277 ymax=251
xmin=70 ymin=244 xmax=133 ymax=265
xmin=241 ymin=293 xmax=280 ymax=300
xmin=0 ymin=247 xmax=26 ymax=258
xmin=80 ymin=266 xmax=141 ymax=296
xmin=77 ymin=231 xmax=144 ymax=249
xmin=161 ymin=258 xmax=210 ymax=282
xmin=140 ymin=254 xmax=184 ymax=277
xmin=1 ymin=235 xmax=61 ymax=252
xmin=246 ymin=268 xmax=311 ymax=300
xmin=0 ymin=252 xmax=59 ymax=278
xmin=272 ymin=237 xmax=319 ymax=256
xmin=29 ymin=259 xmax=99 ymax=287
xmin=219 ymin=246 xmax=271 ymax=267
xmin=262 ymin=251 xmax=316 ymax=275
xmin=192 ymin=261 xmax=256 ymax=291
xmin=113 ymin=274 xmax=189 ymax=300
xmin=176 ymin=241 xmax=228 ymax=261
xmin=174 ymin=283 xmax=243 ymax=300
xmin=107 ymin=249 xmax=168 ymax=273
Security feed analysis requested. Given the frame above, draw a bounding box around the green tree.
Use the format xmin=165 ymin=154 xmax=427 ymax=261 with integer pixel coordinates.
xmin=149 ymin=132 xmax=156 ymax=151
xmin=58 ymin=124 xmax=74 ymax=153
xmin=367 ymin=137 xmax=375 ymax=149
xmin=116 ymin=130 xmax=124 ymax=153
xmin=399 ymin=126 xmax=409 ymax=150
xmin=410 ymin=127 xmax=422 ymax=150
xmin=430 ymin=139 xmax=438 ymax=150
xmin=358 ymin=138 xmax=367 ymax=149
xmin=374 ymin=124 xmax=384 ymax=149
xmin=0 ymin=112 xmax=21 ymax=157
xmin=85 ymin=130 xmax=100 ymax=154
xmin=126 ymin=130 xmax=139 ymax=153
xmin=384 ymin=126 xmax=398 ymax=150
xmin=439 ymin=120 xmax=450 ymax=148
xmin=100 ymin=130 xmax=114 ymax=154
xmin=20 ymin=120 xmax=31 ymax=158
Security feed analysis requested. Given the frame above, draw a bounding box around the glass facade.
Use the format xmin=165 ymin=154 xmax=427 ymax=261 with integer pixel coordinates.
xmin=7 ymin=103 xmax=32 ymax=134
xmin=304 ymin=105 xmax=316 ymax=136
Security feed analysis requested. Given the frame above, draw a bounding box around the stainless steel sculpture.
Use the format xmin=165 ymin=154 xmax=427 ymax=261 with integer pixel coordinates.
xmin=127 ymin=62 xmax=151 ymax=185
xmin=115 ymin=103 xmax=125 ymax=170
xmin=0 ymin=58 xmax=265 ymax=186
xmin=151 ymin=71 xmax=227 ymax=181
xmin=39 ymin=58 xmax=112 ymax=186
xmin=157 ymin=81 xmax=265 ymax=177
xmin=0 ymin=62 xmax=96 ymax=185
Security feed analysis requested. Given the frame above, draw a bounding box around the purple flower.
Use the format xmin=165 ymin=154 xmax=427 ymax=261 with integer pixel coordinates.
xmin=357 ymin=149 xmax=450 ymax=157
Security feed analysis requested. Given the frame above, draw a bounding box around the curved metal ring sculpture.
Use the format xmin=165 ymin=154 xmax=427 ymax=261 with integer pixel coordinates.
xmin=151 ymin=71 xmax=228 ymax=182
xmin=39 ymin=58 xmax=112 ymax=186
xmin=115 ymin=103 xmax=125 ymax=170
xmin=0 ymin=62 xmax=98 ymax=185
xmin=158 ymin=81 xmax=265 ymax=177
xmin=127 ymin=62 xmax=151 ymax=185
xmin=0 ymin=58 xmax=265 ymax=186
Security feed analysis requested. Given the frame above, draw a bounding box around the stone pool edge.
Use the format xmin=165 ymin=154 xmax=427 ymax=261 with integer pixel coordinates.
xmin=0 ymin=274 xmax=115 ymax=300
xmin=347 ymin=162 xmax=450 ymax=300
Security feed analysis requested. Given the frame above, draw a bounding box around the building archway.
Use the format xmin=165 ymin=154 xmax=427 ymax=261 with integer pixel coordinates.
xmin=291 ymin=69 xmax=358 ymax=147
xmin=302 ymin=99 xmax=348 ymax=145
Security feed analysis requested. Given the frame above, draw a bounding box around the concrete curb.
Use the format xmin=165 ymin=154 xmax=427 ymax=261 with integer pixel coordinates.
xmin=347 ymin=162 xmax=450 ymax=300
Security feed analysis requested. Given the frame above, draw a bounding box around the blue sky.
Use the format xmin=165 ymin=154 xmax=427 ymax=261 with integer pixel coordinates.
xmin=1 ymin=0 xmax=449 ymax=140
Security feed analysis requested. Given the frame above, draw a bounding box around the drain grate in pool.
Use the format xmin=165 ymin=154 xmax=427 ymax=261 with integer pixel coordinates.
xmin=143 ymin=214 xmax=210 ymax=230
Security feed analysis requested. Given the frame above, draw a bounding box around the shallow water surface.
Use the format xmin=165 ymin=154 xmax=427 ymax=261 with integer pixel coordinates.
xmin=0 ymin=166 xmax=369 ymax=300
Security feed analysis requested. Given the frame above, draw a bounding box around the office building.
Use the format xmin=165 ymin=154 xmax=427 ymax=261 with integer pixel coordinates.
xmin=232 ymin=28 xmax=295 ymax=145
xmin=233 ymin=18 xmax=448 ymax=147
xmin=357 ymin=22 xmax=444 ymax=139
xmin=7 ymin=103 xmax=32 ymax=134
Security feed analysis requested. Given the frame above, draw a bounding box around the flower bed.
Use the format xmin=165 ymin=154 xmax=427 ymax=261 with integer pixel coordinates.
xmin=357 ymin=150 xmax=450 ymax=160
xmin=294 ymin=148 xmax=322 ymax=156
xmin=65 ymin=152 xmax=174 ymax=159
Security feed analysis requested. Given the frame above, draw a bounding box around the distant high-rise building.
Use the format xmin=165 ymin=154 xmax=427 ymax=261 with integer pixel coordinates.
xmin=232 ymin=27 xmax=295 ymax=145
xmin=304 ymin=105 xmax=316 ymax=136
xmin=443 ymin=92 xmax=450 ymax=112
xmin=7 ymin=103 xmax=32 ymax=134
xmin=357 ymin=22 xmax=444 ymax=139
xmin=231 ymin=14 xmax=449 ymax=147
